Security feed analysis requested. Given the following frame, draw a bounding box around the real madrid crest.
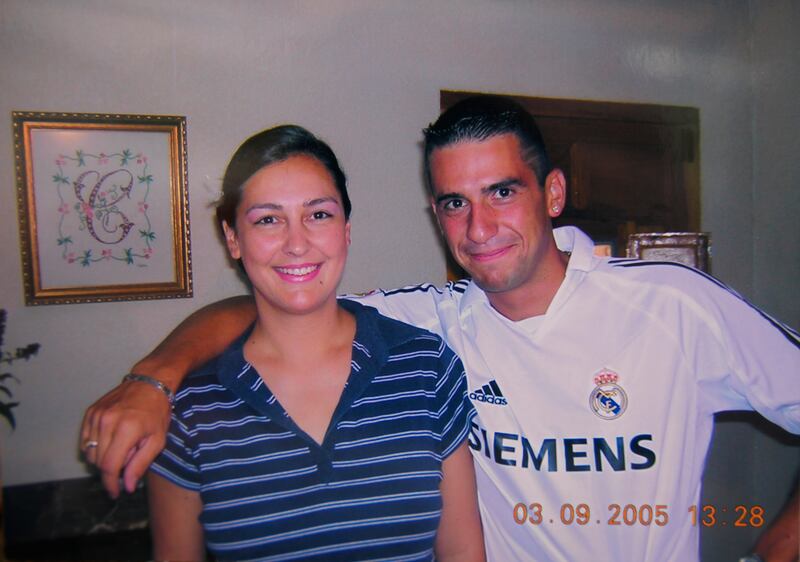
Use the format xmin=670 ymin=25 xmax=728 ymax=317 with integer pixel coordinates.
xmin=589 ymin=369 xmax=627 ymax=420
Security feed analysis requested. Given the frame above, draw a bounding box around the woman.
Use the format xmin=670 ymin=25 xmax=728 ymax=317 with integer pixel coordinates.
xmin=147 ymin=125 xmax=484 ymax=561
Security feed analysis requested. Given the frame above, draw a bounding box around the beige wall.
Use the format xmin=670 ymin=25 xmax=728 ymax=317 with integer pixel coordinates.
xmin=0 ymin=0 xmax=796 ymax=557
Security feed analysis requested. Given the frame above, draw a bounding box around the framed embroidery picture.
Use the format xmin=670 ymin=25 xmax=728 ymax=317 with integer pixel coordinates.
xmin=12 ymin=112 xmax=192 ymax=305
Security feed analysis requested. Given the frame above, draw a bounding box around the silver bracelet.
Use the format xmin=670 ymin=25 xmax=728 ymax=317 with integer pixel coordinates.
xmin=122 ymin=373 xmax=175 ymax=406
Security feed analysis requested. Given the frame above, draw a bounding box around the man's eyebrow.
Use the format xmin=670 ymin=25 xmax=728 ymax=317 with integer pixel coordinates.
xmin=482 ymin=177 xmax=525 ymax=194
xmin=434 ymin=192 xmax=462 ymax=205
xmin=434 ymin=177 xmax=525 ymax=205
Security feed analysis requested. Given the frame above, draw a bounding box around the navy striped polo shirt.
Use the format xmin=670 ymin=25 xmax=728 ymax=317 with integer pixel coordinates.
xmin=150 ymin=299 xmax=474 ymax=561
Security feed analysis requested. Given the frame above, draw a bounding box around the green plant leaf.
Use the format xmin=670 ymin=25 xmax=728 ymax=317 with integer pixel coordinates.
xmin=0 ymin=402 xmax=18 ymax=430
xmin=15 ymin=343 xmax=41 ymax=360
xmin=0 ymin=309 xmax=39 ymax=430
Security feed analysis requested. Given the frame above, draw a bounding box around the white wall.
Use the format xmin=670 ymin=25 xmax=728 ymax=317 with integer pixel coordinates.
xmin=701 ymin=3 xmax=800 ymax=557
xmin=752 ymin=1 xmax=800 ymax=333
xmin=0 ymin=0 xmax=796 ymax=556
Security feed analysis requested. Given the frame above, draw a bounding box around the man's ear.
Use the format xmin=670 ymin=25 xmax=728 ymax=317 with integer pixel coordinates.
xmin=545 ymin=169 xmax=567 ymax=218
xmin=222 ymin=221 xmax=241 ymax=259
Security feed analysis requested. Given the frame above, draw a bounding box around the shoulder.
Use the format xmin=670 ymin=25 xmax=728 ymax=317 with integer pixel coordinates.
xmin=342 ymin=299 xmax=453 ymax=358
xmin=594 ymin=258 xmax=799 ymax=346
xmin=373 ymin=279 xmax=469 ymax=299
xmin=558 ymin=226 xmax=729 ymax=297
xmin=342 ymin=281 xmax=469 ymax=336
xmin=172 ymin=357 xmax=231 ymax=412
xmin=348 ymin=298 xmax=448 ymax=346
xmin=590 ymin=257 xmax=772 ymax=328
xmin=595 ymin=257 xmax=730 ymax=294
xmin=347 ymin=280 xmax=469 ymax=309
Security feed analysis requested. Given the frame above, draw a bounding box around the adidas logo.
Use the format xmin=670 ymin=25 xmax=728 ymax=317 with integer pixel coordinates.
xmin=469 ymin=380 xmax=508 ymax=406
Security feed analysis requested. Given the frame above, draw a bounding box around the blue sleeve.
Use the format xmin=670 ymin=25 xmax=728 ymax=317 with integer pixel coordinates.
xmin=434 ymin=341 xmax=475 ymax=458
xmin=150 ymin=410 xmax=202 ymax=491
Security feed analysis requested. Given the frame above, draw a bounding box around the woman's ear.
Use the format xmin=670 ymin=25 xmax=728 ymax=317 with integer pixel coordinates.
xmin=222 ymin=221 xmax=241 ymax=259
xmin=345 ymin=221 xmax=352 ymax=246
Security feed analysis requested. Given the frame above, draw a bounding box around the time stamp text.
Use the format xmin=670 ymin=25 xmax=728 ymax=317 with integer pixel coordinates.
xmin=512 ymin=503 xmax=765 ymax=528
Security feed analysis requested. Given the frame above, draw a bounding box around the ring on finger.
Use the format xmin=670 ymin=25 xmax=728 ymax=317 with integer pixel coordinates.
xmin=84 ymin=440 xmax=99 ymax=450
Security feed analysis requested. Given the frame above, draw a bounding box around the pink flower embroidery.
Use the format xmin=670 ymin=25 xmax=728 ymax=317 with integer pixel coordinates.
xmin=102 ymin=249 xmax=113 ymax=260
xmin=58 ymin=203 xmax=70 ymax=214
xmin=138 ymin=201 xmax=149 ymax=213
xmin=67 ymin=252 xmax=76 ymax=263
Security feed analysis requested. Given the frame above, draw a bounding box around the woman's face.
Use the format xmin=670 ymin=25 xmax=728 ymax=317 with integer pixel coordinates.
xmin=223 ymin=154 xmax=351 ymax=316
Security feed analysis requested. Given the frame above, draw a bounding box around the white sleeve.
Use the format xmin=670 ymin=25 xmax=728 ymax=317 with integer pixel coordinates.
xmin=685 ymin=272 xmax=800 ymax=433
xmin=343 ymin=282 xmax=464 ymax=338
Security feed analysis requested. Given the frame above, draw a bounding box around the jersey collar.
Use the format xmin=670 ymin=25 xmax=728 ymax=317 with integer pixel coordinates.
xmin=553 ymin=226 xmax=596 ymax=273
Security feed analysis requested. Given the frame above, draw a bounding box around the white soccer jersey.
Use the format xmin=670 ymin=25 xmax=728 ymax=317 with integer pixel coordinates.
xmin=351 ymin=226 xmax=800 ymax=562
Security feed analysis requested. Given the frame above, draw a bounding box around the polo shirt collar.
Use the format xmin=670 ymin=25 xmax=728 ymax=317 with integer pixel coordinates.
xmin=215 ymin=300 xmax=417 ymax=422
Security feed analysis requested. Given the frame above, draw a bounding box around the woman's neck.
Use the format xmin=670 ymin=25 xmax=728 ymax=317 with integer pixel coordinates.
xmin=244 ymin=296 xmax=357 ymax=446
xmin=247 ymin=297 xmax=355 ymax=364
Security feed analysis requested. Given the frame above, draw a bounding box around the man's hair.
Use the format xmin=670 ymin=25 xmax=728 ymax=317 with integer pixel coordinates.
xmin=216 ymin=124 xmax=351 ymax=231
xmin=422 ymin=95 xmax=552 ymax=192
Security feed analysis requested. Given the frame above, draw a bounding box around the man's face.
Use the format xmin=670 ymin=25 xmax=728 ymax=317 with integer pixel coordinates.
xmin=429 ymin=133 xmax=563 ymax=298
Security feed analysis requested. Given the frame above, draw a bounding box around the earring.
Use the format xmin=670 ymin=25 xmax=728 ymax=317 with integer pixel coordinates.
xmin=551 ymin=205 xmax=560 ymax=213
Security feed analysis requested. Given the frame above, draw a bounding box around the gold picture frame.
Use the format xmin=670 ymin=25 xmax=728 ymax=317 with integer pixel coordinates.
xmin=626 ymin=232 xmax=710 ymax=272
xmin=12 ymin=112 xmax=192 ymax=305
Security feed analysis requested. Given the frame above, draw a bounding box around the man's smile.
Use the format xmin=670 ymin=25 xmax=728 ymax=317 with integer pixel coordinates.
xmin=466 ymin=245 xmax=515 ymax=262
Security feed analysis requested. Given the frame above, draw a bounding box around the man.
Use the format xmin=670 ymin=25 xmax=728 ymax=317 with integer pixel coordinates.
xmin=82 ymin=95 xmax=800 ymax=561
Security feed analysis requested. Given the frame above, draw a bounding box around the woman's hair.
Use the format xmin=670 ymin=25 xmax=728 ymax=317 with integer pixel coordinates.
xmin=216 ymin=125 xmax=351 ymax=230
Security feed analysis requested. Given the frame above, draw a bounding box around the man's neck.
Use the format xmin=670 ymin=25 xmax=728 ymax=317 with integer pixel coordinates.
xmin=485 ymin=249 xmax=570 ymax=322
